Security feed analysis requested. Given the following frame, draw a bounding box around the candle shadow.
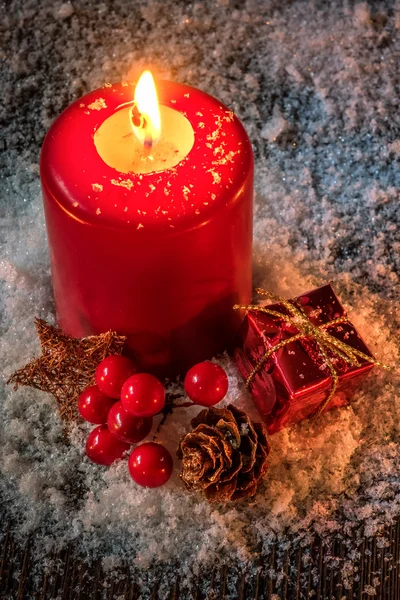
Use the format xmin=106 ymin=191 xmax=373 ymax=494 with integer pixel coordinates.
xmin=124 ymin=291 xmax=243 ymax=380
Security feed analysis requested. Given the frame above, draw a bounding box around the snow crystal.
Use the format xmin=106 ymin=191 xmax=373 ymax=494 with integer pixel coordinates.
xmin=261 ymin=105 xmax=289 ymax=143
xmin=53 ymin=2 xmax=74 ymax=20
xmin=1 ymin=0 xmax=400 ymax=593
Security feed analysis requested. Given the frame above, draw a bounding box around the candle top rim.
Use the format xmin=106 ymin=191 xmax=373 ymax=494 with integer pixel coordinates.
xmin=41 ymin=80 xmax=253 ymax=233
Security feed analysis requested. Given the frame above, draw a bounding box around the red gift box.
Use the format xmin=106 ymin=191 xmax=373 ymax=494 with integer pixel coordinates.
xmin=234 ymin=284 xmax=375 ymax=434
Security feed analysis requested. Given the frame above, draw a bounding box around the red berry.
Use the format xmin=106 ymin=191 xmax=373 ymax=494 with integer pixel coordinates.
xmin=85 ymin=425 xmax=130 ymax=466
xmin=107 ymin=401 xmax=153 ymax=444
xmin=121 ymin=373 xmax=165 ymax=418
xmin=128 ymin=442 xmax=173 ymax=488
xmin=96 ymin=355 xmax=136 ymax=398
xmin=78 ymin=385 xmax=115 ymax=424
xmin=184 ymin=361 xmax=228 ymax=407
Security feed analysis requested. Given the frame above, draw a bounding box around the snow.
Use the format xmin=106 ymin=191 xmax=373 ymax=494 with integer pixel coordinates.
xmin=1 ymin=0 xmax=400 ymax=594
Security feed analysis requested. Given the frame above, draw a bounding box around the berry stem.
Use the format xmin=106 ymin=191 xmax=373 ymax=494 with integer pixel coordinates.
xmin=153 ymin=392 xmax=190 ymax=439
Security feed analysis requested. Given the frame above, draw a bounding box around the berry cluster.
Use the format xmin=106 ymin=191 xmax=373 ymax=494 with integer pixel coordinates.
xmin=79 ymin=355 xmax=229 ymax=489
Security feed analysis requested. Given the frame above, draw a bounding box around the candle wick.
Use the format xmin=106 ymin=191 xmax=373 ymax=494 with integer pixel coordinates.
xmin=144 ymin=136 xmax=153 ymax=151
xmin=129 ymin=103 xmax=153 ymax=153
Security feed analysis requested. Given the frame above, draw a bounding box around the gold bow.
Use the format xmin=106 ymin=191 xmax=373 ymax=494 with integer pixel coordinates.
xmin=234 ymin=288 xmax=390 ymax=418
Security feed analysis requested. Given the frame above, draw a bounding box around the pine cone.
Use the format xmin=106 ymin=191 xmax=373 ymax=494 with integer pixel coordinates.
xmin=177 ymin=405 xmax=270 ymax=502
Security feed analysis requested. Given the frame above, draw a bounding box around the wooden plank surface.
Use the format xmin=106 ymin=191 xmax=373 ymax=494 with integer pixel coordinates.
xmin=1 ymin=518 xmax=400 ymax=599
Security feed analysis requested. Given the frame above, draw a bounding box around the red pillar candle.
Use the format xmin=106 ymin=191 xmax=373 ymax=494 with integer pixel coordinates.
xmin=40 ymin=74 xmax=253 ymax=377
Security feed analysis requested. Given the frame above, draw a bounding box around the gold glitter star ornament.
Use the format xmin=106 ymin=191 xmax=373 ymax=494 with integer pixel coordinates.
xmin=7 ymin=319 xmax=126 ymax=423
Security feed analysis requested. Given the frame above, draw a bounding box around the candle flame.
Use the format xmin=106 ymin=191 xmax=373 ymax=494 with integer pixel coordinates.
xmin=130 ymin=71 xmax=161 ymax=149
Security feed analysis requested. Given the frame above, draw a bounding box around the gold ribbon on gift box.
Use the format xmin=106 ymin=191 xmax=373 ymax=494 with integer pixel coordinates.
xmin=234 ymin=289 xmax=391 ymax=418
